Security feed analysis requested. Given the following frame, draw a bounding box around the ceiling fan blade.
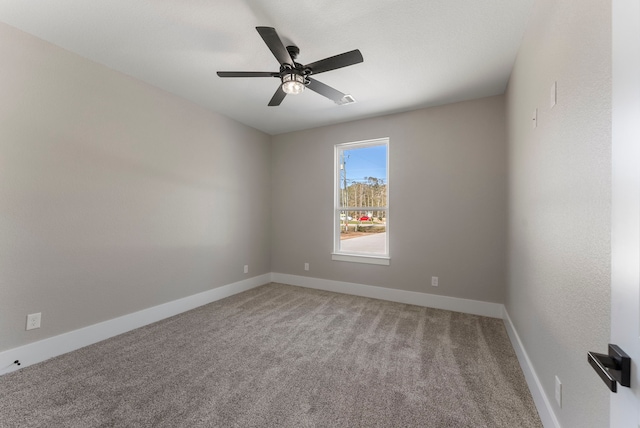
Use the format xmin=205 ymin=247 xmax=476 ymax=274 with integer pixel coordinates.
xmin=306 ymin=78 xmax=348 ymax=104
xmin=268 ymin=86 xmax=287 ymax=106
xmin=217 ymin=71 xmax=278 ymax=78
xmin=256 ymin=27 xmax=294 ymax=66
xmin=304 ymin=50 xmax=363 ymax=75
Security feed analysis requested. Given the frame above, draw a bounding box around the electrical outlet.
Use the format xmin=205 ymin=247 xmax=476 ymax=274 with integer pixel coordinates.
xmin=26 ymin=312 xmax=41 ymax=330
xmin=243 ymin=265 xmax=248 ymax=274
xmin=304 ymin=262 xmax=309 ymax=271
xmin=431 ymin=276 xmax=438 ymax=287
xmin=555 ymin=376 xmax=562 ymax=408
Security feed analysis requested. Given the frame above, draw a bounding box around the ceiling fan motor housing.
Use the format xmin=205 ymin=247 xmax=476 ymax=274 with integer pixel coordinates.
xmin=286 ymin=45 xmax=300 ymax=60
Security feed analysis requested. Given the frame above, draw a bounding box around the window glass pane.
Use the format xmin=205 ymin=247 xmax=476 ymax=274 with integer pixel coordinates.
xmin=338 ymin=210 xmax=387 ymax=254
xmin=338 ymin=145 xmax=387 ymax=208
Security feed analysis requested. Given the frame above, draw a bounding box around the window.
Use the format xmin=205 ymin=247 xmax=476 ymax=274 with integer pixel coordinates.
xmin=333 ymin=138 xmax=389 ymax=265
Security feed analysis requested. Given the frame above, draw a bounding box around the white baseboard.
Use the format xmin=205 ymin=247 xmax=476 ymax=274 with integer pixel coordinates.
xmin=0 ymin=273 xmax=271 ymax=376
xmin=503 ymin=308 xmax=561 ymax=428
xmin=270 ymin=272 xmax=504 ymax=318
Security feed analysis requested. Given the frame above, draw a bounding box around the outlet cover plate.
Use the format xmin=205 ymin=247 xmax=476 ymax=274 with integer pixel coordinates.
xmin=26 ymin=312 xmax=41 ymax=330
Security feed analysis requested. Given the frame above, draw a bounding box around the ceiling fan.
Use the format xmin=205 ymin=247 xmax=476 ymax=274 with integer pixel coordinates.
xmin=217 ymin=27 xmax=363 ymax=106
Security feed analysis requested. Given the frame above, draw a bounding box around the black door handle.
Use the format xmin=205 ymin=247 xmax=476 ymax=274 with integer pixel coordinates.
xmin=587 ymin=344 xmax=631 ymax=393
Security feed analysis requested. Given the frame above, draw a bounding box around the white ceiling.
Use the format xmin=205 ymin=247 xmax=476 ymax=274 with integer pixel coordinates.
xmin=0 ymin=0 xmax=534 ymax=135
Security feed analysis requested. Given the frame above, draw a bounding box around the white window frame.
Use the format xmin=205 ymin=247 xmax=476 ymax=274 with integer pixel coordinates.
xmin=332 ymin=137 xmax=390 ymax=265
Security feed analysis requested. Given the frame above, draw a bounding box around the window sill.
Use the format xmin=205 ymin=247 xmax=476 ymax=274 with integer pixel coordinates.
xmin=331 ymin=253 xmax=390 ymax=265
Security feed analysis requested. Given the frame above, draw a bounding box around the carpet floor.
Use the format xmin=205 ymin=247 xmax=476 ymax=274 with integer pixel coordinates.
xmin=0 ymin=283 xmax=541 ymax=427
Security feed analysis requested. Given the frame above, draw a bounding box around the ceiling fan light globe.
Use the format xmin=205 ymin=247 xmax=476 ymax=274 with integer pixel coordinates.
xmin=281 ymin=74 xmax=305 ymax=95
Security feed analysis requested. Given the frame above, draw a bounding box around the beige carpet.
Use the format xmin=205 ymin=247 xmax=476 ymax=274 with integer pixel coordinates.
xmin=0 ymin=283 xmax=541 ymax=427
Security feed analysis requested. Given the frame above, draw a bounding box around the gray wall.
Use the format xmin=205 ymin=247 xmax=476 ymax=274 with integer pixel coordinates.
xmin=0 ymin=23 xmax=271 ymax=352
xmin=505 ymin=0 xmax=611 ymax=426
xmin=271 ymin=96 xmax=507 ymax=303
